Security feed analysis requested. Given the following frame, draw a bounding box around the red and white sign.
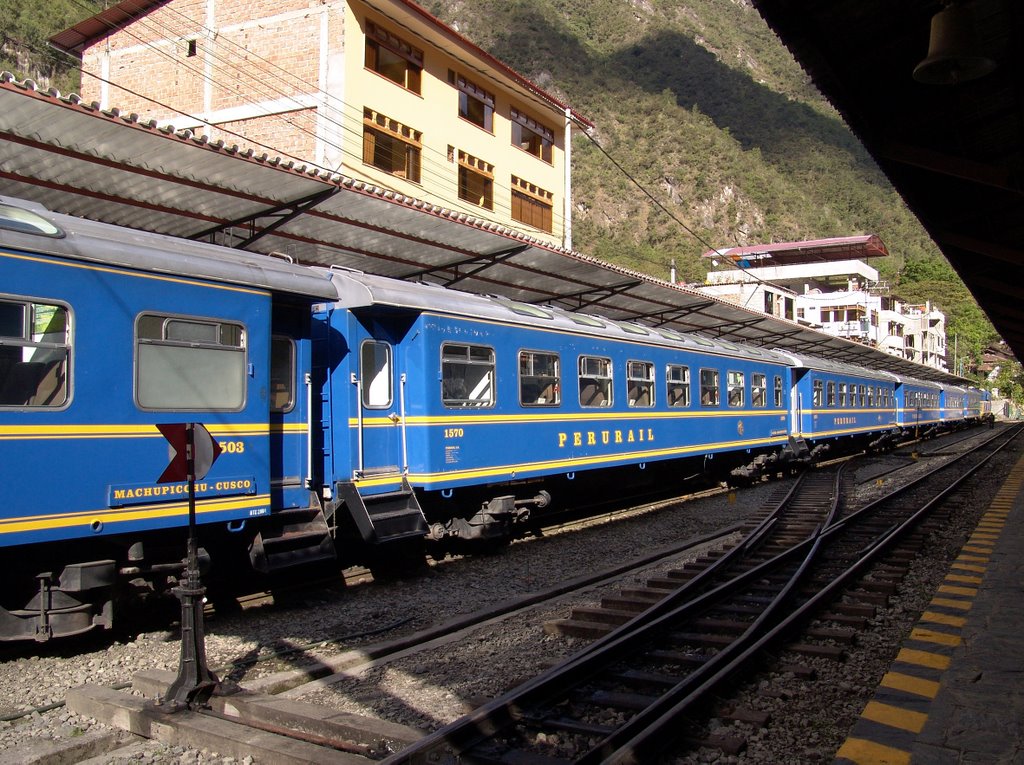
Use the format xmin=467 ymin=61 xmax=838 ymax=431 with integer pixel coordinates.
xmin=156 ymin=423 xmax=222 ymax=484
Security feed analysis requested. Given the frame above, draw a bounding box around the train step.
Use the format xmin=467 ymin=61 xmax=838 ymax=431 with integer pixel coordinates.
xmin=334 ymin=477 xmax=428 ymax=546
xmin=250 ymin=505 xmax=336 ymax=574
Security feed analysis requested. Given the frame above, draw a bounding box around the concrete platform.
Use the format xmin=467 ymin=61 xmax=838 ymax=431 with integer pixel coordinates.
xmin=835 ymin=451 xmax=1024 ymax=764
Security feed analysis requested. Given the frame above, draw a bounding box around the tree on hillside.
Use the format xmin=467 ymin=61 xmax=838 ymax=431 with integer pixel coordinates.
xmin=0 ymin=0 xmax=99 ymax=94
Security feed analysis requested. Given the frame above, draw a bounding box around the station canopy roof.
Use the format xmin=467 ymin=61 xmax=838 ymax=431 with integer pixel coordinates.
xmin=0 ymin=73 xmax=963 ymax=383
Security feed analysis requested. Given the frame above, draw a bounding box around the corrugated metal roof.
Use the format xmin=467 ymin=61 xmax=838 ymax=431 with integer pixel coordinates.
xmin=0 ymin=73 xmax=963 ymax=383
xmin=704 ymin=235 xmax=890 ymax=265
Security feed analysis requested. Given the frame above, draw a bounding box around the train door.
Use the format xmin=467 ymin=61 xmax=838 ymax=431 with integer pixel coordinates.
xmin=269 ymin=327 xmax=312 ymax=510
xmin=352 ymin=336 xmax=406 ymax=481
xmin=789 ymin=367 xmax=807 ymax=436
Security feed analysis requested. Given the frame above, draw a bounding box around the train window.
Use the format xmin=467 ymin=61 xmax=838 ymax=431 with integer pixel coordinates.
xmin=613 ymin=321 xmax=650 ymax=336
xmin=774 ymin=376 xmax=783 ymax=408
xmin=700 ymin=368 xmax=720 ymax=407
xmin=867 ymin=386 xmax=874 ymax=408
xmin=812 ymin=379 xmax=823 ymax=407
xmin=361 ymin=340 xmax=393 ymax=408
xmin=519 ymin=350 xmax=560 ymax=407
xmin=727 ymin=371 xmax=744 ymax=407
xmin=0 ymin=203 xmax=64 ymax=237
xmin=568 ymin=314 xmax=606 ymax=328
xmin=627 ymin=360 xmax=655 ymax=407
xmin=751 ymin=373 xmax=767 ymax=407
xmin=136 ymin=313 xmax=246 ymax=410
xmin=839 ymin=382 xmax=848 ymax=407
xmin=658 ymin=329 xmax=685 ymax=342
xmin=270 ymin=336 xmax=295 ymax=413
xmin=441 ymin=343 xmax=495 ymax=408
xmin=578 ymin=355 xmax=612 ymax=408
xmin=827 ymin=381 xmax=836 ymax=407
xmin=0 ymin=298 xmax=70 ymax=408
xmin=858 ymin=385 xmax=866 ymax=407
xmin=494 ymin=298 xmax=553 ymax=320
xmin=666 ymin=365 xmax=690 ymax=407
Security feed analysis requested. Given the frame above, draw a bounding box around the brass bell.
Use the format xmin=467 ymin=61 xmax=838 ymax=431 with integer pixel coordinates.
xmin=913 ymin=3 xmax=996 ymax=85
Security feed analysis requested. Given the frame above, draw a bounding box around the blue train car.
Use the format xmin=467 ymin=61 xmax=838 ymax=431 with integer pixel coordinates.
xmin=776 ymin=353 xmax=898 ymax=453
xmin=317 ymin=271 xmax=796 ymax=544
xmin=0 ymin=198 xmax=336 ymax=640
xmin=940 ymin=384 xmax=967 ymax=426
xmin=965 ymin=386 xmax=989 ymax=421
xmin=893 ymin=375 xmax=943 ymax=435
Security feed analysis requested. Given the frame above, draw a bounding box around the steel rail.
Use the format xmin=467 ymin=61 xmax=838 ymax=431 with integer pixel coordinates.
xmin=380 ymin=468 xmax=842 ymax=764
xmin=597 ymin=424 xmax=1022 ymax=763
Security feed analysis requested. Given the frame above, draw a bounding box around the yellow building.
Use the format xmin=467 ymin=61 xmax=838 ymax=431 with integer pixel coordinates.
xmin=52 ymin=0 xmax=592 ymax=248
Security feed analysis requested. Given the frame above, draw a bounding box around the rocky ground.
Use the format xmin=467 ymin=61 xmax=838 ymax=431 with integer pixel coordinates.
xmin=0 ymin=427 xmax=1014 ymax=764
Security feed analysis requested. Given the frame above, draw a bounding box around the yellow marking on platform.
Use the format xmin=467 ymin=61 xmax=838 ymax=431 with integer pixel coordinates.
xmin=910 ymin=627 xmax=962 ymax=647
xmin=862 ymin=701 xmax=928 ymax=733
xmin=950 ymin=562 xmax=986 ymax=573
xmin=961 ymin=546 xmax=992 ymax=554
xmin=921 ymin=611 xmax=967 ymax=628
xmin=896 ymin=648 xmax=951 ymax=670
xmin=930 ymin=597 xmax=973 ymax=611
xmin=938 ymin=584 xmax=978 ymax=597
xmin=945 ymin=574 xmax=983 ymax=585
xmin=880 ymin=671 xmax=941 ymax=699
xmin=835 ymin=738 xmax=911 ymax=765
xmin=956 ymin=554 xmax=990 ymax=563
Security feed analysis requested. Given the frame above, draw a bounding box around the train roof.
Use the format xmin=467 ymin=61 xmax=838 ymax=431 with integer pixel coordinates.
xmin=771 ymin=351 xmax=894 ymax=382
xmin=887 ymin=373 xmax=943 ymax=391
xmin=325 ymin=267 xmax=793 ymax=364
xmin=0 ymin=197 xmax=337 ymax=299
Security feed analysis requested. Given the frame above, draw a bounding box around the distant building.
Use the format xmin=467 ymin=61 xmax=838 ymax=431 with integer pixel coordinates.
xmin=697 ymin=236 xmax=948 ymax=371
xmin=51 ymin=0 xmax=592 ymax=249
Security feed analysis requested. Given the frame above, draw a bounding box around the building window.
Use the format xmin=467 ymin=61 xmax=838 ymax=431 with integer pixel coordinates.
xmin=667 ymin=365 xmax=690 ymax=408
xmin=627 ymin=360 xmax=654 ymax=408
xmin=364 ymin=21 xmax=422 ymax=93
xmin=449 ymin=70 xmax=493 ymax=132
xmin=458 ymin=151 xmax=494 ymax=210
xmin=519 ymin=350 xmax=560 ymax=407
xmin=700 ymin=368 xmax=720 ymax=407
xmin=363 ymin=109 xmax=421 ymax=183
xmin=442 ymin=343 xmax=494 ymax=408
xmin=727 ymin=371 xmax=744 ymax=407
xmin=136 ymin=314 xmax=246 ymax=411
xmin=511 ymin=176 xmax=554 ymax=233
xmin=579 ymin=355 xmax=612 ymax=408
xmin=511 ymin=107 xmax=553 ymax=163
xmin=0 ymin=298 xmax=70 ymax=408
xmin=751 ymin=373 xmax=767 ymax=407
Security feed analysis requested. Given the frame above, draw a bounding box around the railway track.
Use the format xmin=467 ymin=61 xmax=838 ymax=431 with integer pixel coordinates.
xmin=380 ymin=424 xmax=1021 ymax=764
